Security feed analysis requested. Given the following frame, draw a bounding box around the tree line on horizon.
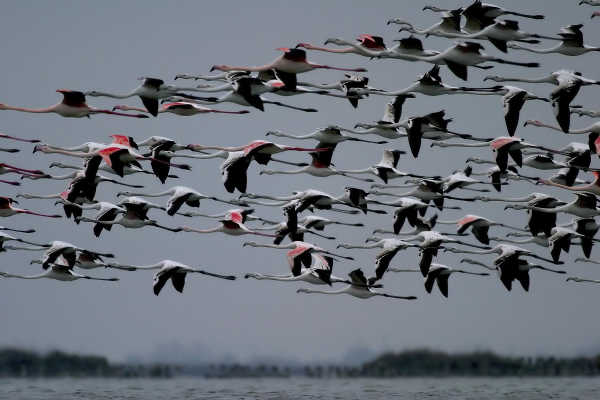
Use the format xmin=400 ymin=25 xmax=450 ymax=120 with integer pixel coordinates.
xmin=1 ymin=347 xmax=599 ymax=378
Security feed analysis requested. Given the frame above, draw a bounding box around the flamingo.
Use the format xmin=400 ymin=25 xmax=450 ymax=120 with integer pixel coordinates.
xmin=265 ymin=125 xmax=388 ymax=147
xmin=0 ymin=265 xmax=119 ymax=282
xmin=0 ymin=197 xmax=62 ymax=219
xmin=299 ymin=215 xmax=363 ymax=231
xmin=477 ymin=193 xmax=564 ymax=237
xmin=460 ymin=258 xmax=565 ymax=291
xmin=28 ymin=249 xmax=119 ymax=270
xmin=173 ymin=81 xmax=320 ymax=112
xmin=301 ymin=35 xmax=441 ymax=63
xmin=445 ymin=243 xmax=563 ymax=266
xmin=456 ymin=85 xmax=548 ymax=136
xmin=102 ymin=259 xmax=235 ymax=295
xmin=181 ymin=210 xmax=277 ymax=237
xmin=443 ymin=19 xmax=559 ymax=53
xmin=359 ymin=66 xmax=494 ymax=98
xmin=373 ymin=213 xmax=438 ymax=236
xmin=116 ymin=186 xmax=238 ymax=216
xmin=538 ymin=171 xmax=600 ymax=197
xmin=296 ymin=269 xmax=417 ymax=300
xmin=32 ymin=145 xmax=191 ymax=178
xmin=507 ymin=193 xmax=600 ymax=219
xmin=379 ymin=41 xmax=539 ymax=81
xmin=336 ymin=149 xmax=431 ymax=183
xmin=295 ymin=34 xmax=388 ymax=57
xmin=390 ymin=264 xmax=489 ymax=298
xmin=112 ymin=102 xmax=250 ymax=116
xmin=525 ymin=119 xmax=600 ymax=154
xmin=507 ymin=24 xmax=600 ymax=56
xmin=240 ymin=188 xmax=383 ymax=215
xmin=210 ymin=47 xmax=367 ymax=76
xmin=563 ymin=218 xmax=599 ymax=257
xmin=259 ymin=148 xmax=375 ymax=183
xmin=245 ymin=253 xmax=350 ymax=286
xmin=337 ymin=237 xmax=420 ymax=284
xmin=401 ymin=230 xmax=492 ymax=276
xmin=370 ymin=179 xmax=476 ymax=212
xmin=242 ymin=240 xmax=355 ymax=262
xmin=485 ymin=70 xmax=599 ymax=132
xmin=436 ymin=214 xmax=527 ymax=245
xmin=28 ymin=240 xmax=115 ymax=270
xmin=0 ymin=90 xmax=148 ymax=118
xmin=388 ymin=8 xmax=468 ymax=39
xmin=432 ymin=136 xmax=567 ymax=172
xmin=492 ymin=233 xmax=550 ymax=248
xmin=77 ymin=207 xmax=181 ymax=234
xmin=349 ymin=96 xmax=416 ymax=140
xmin=547 ymin=226 xmax=599 ymax=263
xmin=0 ymin=232 xmax=46 ymax=253
xmin=187 ymin=139 xmax=330 ymax=165
xmin=85 ymin=77 xmax=213 ymax=116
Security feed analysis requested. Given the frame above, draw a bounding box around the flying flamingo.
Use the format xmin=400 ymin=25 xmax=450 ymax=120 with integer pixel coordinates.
xmin=239 ymin=188 xmax=382 ymax=215
xmin=538 ymin=171 xmax=600 ymax=196
xmin=0 ymin=265 xmax=119 ymax=283
xmin=24 ymin=240 xmax=115 ymax=270
xmin=455 ymin=85 xmax=548 ymax=136
xmin=265 ymin=125 xmax=388 ymax=147
xmin=296 ymin=268 xmax=417 ymax=300
xmin=436 ymin=214 xmax=527 ymax=244
xmin=460 ymin=258 xmax=566 ymax=291
xmin=0 ymin=197 xmax=61 ymax=219
xmin=209 ymin=47 xmax=367 ymax=75
xmin=376 ymin=41 xmax=539 ymax=81
xmin=0 ymin=232 xmax=46 ymax=252
xmin=547 ymin=226 xmax=599 ymax=263
xmin=373 ymin=213 xmax=438 ymax=237
xmin=112 ymin=102 xmax=250 ymax=116
xmin=507 ymin=193 xmax=600 ymax=219
xmin=295 ymin=34 xmax=388 ymax=58
xmin=180 ymin=210 xmax=277 ymax=237
xmin=431 ymin=136 xmax=567 ymax=172
xmin=259 ymin=148 xmax=375 ymax=182
xmin=337 ymin=237 xmax=420 ymax=284
xmin=245 ymin=253 xmax=351 ymax=286
xmin=525 ymin=119 xmax=600 ymax=154
xmin=85 ymin=77 xmax=213 ymax=116
xmin=0 ymin=90 xmax=148 ymax=118
xmin=507 ymin=24 xmax=600 ymax=56
xmin=388 ymin=8 xmax=468 ymax=38
xmin=116 ymin=186 xmax=239 ymax=216
xmin=336 ymin=149 xmax=431 ymax=184
xmin=32 ymin=145 xmax=191 ymax=178
xmin=372 ymin=202 xmax=440 ymax=235
xmin=242 ymin=240 xmax=355 ymax=262
xmin=76 ymin=207 xmax=181 ymax=234
xmin=390 ymin=263 xmax=490 ymax=298
xmin=370 ymin=179 xmax=476 ymax=212
xmin=445 ymin=243 xmax=563 ymax=266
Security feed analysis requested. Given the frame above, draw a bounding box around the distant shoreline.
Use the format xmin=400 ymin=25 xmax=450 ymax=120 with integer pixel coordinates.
xmin=2 ymin=348 xmax=599 ymax=378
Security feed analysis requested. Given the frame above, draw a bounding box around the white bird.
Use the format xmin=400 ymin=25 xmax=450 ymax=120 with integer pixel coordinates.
xmin=85 ymin=77 xmax=212 ymax=116
xmin=0 ymin=265 xmax=119 ymax=282
xmin=296 ymin=268 xmax=417 ymax=300
xmin=507 ymin=24 xmax=600 ymax=56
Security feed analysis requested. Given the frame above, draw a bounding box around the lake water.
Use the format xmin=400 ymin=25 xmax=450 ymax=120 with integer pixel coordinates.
xmin=1 ymin=377 xmax=599 ymax=399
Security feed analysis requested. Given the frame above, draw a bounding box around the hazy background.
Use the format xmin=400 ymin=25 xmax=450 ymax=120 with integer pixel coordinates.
xmin=1 ymin=0 xmax=599 ymax=365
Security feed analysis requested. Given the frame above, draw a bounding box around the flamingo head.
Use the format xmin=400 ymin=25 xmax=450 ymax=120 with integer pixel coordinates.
xmin=324 ymin=38 xmax=344 ymax=46
xmin=209 ymin=65 xmax=228 ymax=72
xmin=523 ymin=120 xmax=543 ymax=127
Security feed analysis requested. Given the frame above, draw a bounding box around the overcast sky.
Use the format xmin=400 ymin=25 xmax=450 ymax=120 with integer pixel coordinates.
xmin=1 ymin=0 xmax=599 ymax=365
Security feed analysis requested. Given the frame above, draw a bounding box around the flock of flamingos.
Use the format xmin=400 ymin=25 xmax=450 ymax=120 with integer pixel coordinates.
xmin=2 ymin=0 xmax=600 ymax=300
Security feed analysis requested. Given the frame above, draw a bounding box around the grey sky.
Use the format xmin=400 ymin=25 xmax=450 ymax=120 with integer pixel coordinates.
xmin=1 ymin=0 xmax=599 ymax=364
